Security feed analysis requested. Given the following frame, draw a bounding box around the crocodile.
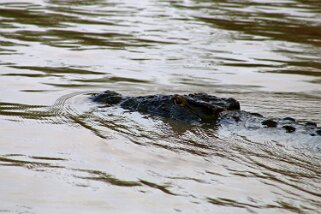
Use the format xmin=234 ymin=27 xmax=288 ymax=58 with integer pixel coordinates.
xmin=91 ymin=90 xmax=321 ymax=138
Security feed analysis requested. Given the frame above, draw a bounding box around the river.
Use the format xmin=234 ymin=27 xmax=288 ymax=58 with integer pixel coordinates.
xmin=0 ymin=0 xmax=321 ymax=213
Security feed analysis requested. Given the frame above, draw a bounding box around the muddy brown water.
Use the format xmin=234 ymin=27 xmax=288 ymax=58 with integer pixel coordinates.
xmin=0 ymin=0 xmax=321 ymax=213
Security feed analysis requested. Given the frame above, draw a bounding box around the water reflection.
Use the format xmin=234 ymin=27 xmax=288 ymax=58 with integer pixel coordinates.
xmin=0 ymin=153 xmax=178 ymax=195
xmin=174 ymin=0 xmax=321 ymax=78
xmin=173 ymin=0 xmax=321 ymax=46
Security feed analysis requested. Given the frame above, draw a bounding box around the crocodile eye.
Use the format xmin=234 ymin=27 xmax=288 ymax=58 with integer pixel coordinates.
xmin=173 ymin=95 xmax=187 ymax=106
xmin=173 ymin=97 xmax=181 ymax=105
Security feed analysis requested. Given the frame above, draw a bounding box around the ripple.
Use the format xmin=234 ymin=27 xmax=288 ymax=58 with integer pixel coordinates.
xmin=78 ymin=169 xmax=142 ymax=187
xmin=0 ymin=101 xmax=53 ymax=121
xmin=0 ymin=154 xmax=64 ymax=169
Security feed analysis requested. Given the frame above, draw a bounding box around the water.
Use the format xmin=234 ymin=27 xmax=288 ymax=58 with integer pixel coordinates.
xmin=0 ymin=0 xmax=321 ymax=213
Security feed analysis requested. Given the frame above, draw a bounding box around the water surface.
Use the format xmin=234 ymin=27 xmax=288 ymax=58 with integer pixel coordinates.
xmin=0 ymin=0 xmax=321 ymax=213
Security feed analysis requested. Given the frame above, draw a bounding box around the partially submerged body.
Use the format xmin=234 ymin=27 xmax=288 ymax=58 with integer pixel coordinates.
xmin=91 ymin=90 xmax=321 ymax=138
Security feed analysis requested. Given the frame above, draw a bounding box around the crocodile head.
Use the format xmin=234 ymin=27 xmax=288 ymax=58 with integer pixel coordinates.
xmin=91 ymin=91 xmax=240 ymax=123
xmin=172 ymin=94 xmax=240 ymax=122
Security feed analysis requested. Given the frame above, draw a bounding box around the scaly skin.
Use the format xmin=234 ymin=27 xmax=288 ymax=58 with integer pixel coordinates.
xmin=91 ymin=90 xmax=321 ymax=137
